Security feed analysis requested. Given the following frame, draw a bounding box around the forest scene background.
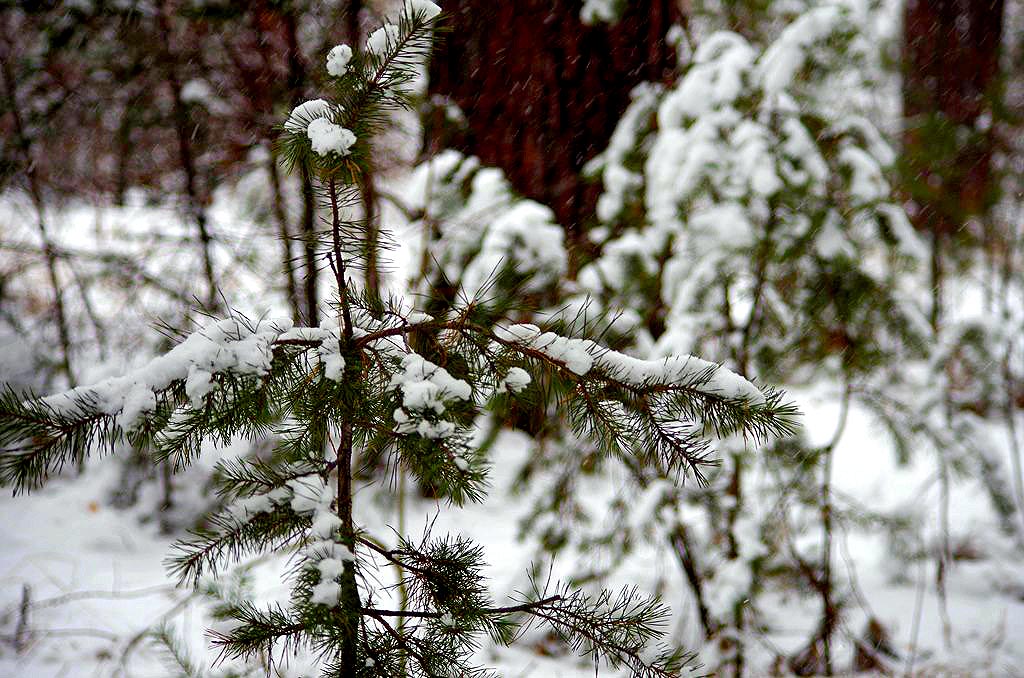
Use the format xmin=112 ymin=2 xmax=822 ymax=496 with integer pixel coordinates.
xmin=1 ymin=0 xmax=1024 ymax=676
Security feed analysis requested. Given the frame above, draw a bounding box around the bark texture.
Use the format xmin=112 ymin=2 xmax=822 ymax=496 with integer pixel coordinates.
xmin=901 ymin=0 xmax=1005 ymax=233
xmin=427 ymin=0 xmax=681 ymax=241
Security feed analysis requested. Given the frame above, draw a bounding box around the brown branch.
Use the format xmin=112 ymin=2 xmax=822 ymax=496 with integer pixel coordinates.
xmin=364 ymin=609 xmax=432 ymax=671
xmin=361 ymin=595 xmax=563 ymax=619
xmin=356 ymin=537 xmax=431 ymax=577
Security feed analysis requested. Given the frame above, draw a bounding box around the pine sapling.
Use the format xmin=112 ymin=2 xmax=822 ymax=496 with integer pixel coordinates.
xmin=0 ymin=4 xmax=798 ymax=676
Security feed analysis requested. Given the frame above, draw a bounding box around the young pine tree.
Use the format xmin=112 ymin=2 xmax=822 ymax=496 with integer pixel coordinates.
xmin=0 ymin=4 xmax=797 ymax=676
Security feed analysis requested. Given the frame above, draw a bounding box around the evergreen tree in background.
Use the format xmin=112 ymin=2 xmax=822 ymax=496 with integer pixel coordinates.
xmin=401 ymin=3 xmax=979 ymax=675
xmin=541 ymin=7 xmax=929 ymax=675
xmin=0 ymin=4 xmax=798 ymax=676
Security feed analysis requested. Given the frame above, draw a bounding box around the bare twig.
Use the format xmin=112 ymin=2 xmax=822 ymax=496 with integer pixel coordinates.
xmin=361 ymin=595 xmax=563 ymax=619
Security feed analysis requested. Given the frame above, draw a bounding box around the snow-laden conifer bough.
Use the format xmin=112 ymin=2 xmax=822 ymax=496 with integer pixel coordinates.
xmin=0 ymin=2 xmax=798 ymax=676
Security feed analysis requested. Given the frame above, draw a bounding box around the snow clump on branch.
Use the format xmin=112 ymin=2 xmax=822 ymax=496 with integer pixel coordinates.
xmin=494 ymin=323 xmax=765 ymax=403
xmin=284 ymin=98 xmax=356 ymax=156
xmin=580 ymin=0 xmax=622 ymax=25
xmin=288 ymin=475 xmax=355 ymax=608
xmin=284 ymin=99 xmax=332 ymax=132
xmin=366 ymin=23 xmax=400 ymax=54
xmin=43 ymin=317 xmax=293 ymax=430
xmin=326 ymin=44 xmax=353 ymax=77
xmin=406 ymin=0 xmax=442 ymax=20
xmin=306 ymin=118 xmax=357 ymax=157
xmin=389 ymin=353 xmax=472 ymax=440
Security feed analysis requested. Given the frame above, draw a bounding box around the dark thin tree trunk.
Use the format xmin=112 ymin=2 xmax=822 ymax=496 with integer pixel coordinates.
xmin=283 ymin=6 xmax=320 ymax=326
xmin=725 ymin=451 xmax=744 ymax=678
xmin=158 ymin=3 xmax=219 ymax=313
xmin=931 ymin=229 xmax=945 ymax=332
xmin=14 ymin=584 xmax=29 ymax=652
xmin=337 ymin=418 xmax=360 ymax=675
xmin=670 ymin=523 xmax=714 ymax=640
xmin=361 ymin=175 xmax=380 ymax=303
xmin=344 ymin=0 xmax=381 ymax=302
xmin=821 ymin=435 xmax=836 ymax=676
xmin=300 ymin=164 xmax=320 ymax=326
xmin=114 ymin=104 xmax=133 ymax=207
xmin=268 ymin=147 xmax=303 ymax=320
xmin=0 ymin=51 xmax=74 ymax=386
xmin=329 ymin=178 xmax=361 ymax=677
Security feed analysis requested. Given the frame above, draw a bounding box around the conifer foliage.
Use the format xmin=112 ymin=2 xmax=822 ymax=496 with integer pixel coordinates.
xmin=0 ymin=4 xmax=797 ymax=676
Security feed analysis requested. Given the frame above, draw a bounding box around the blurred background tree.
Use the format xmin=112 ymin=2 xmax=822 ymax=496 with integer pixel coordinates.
xmin=900 ymin=0 xmax=1007 ymax=328
xmin=425 ymin=0 xmax=681 ymax=265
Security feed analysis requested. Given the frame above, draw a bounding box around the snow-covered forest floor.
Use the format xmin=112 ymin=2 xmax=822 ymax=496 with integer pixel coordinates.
xmin=2 ymin=393 xmax=1024 ymax=677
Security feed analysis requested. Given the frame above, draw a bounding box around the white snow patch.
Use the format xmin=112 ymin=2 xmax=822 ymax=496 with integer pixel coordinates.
xmin=405 ymin=0 xmax=442 ymax=20
xmin=366 ymin=23 xmax=400 ymax=54
xmin=311 ymin=512 xmax=343 ymax=539
xmin=497 ymin=367 xmax=532 ymax=394
xmin=757 ymin=6 xmax=844 ymax=96
xmin=310 ymin=579 xmax=342 ymax=606
xmin=580 ymin=0 xmax=620 ymax=25
xmin=389 ymin=353 xmax=471 ymax=440
xmin=326 ymin=44 xmax=353 ymax=77
xmin=287 ymin=476 xmax=334 ymax=515
xmin=306 ymin=118 xmax=356 ymax=157
xmin=284 ymin=99 xmax=332 ymax=132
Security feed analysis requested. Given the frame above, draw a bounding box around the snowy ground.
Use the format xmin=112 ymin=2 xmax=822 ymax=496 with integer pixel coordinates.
xmin=2 ymin=391 xmax=1023 ymax=677
xmin=2 ymin=173 xmax=1024 ymax=677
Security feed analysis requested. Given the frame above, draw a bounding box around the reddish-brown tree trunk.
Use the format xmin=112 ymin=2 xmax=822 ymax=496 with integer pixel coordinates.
xmin=902 ymin=0 xmax=1004 ymax=230
xmin=427 ymin=1 xmax=680 ymax=261
xmin=901 ymin=0 xmax=1005 ymax=328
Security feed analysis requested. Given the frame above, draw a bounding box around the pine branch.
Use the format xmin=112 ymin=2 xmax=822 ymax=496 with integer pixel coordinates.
xmin=208 ymin=602 xmax=307 ymax=665
xmin=150 ymin=624 xmax=206 ymax=678
xmin=167 ymin=504 xmax=310 ymax=586
xmin=516 ymin=586 xmax=700 ymax=678
xmin=0 ymin=386 xmax=119 ymax=493
xmin=212 ymin=457 xmax=321 ymax=501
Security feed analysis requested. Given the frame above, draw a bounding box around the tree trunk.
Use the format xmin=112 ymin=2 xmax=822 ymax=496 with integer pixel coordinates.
xmin=0 ymin=44 xmax=75 ymax=386
xmin=427 ymin=0 xmax=680 ymax=266
xmin=901 ymin=0 xmax=1005 ymax=234
xmin=158 ymin=2 xmax=220 ymax=313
